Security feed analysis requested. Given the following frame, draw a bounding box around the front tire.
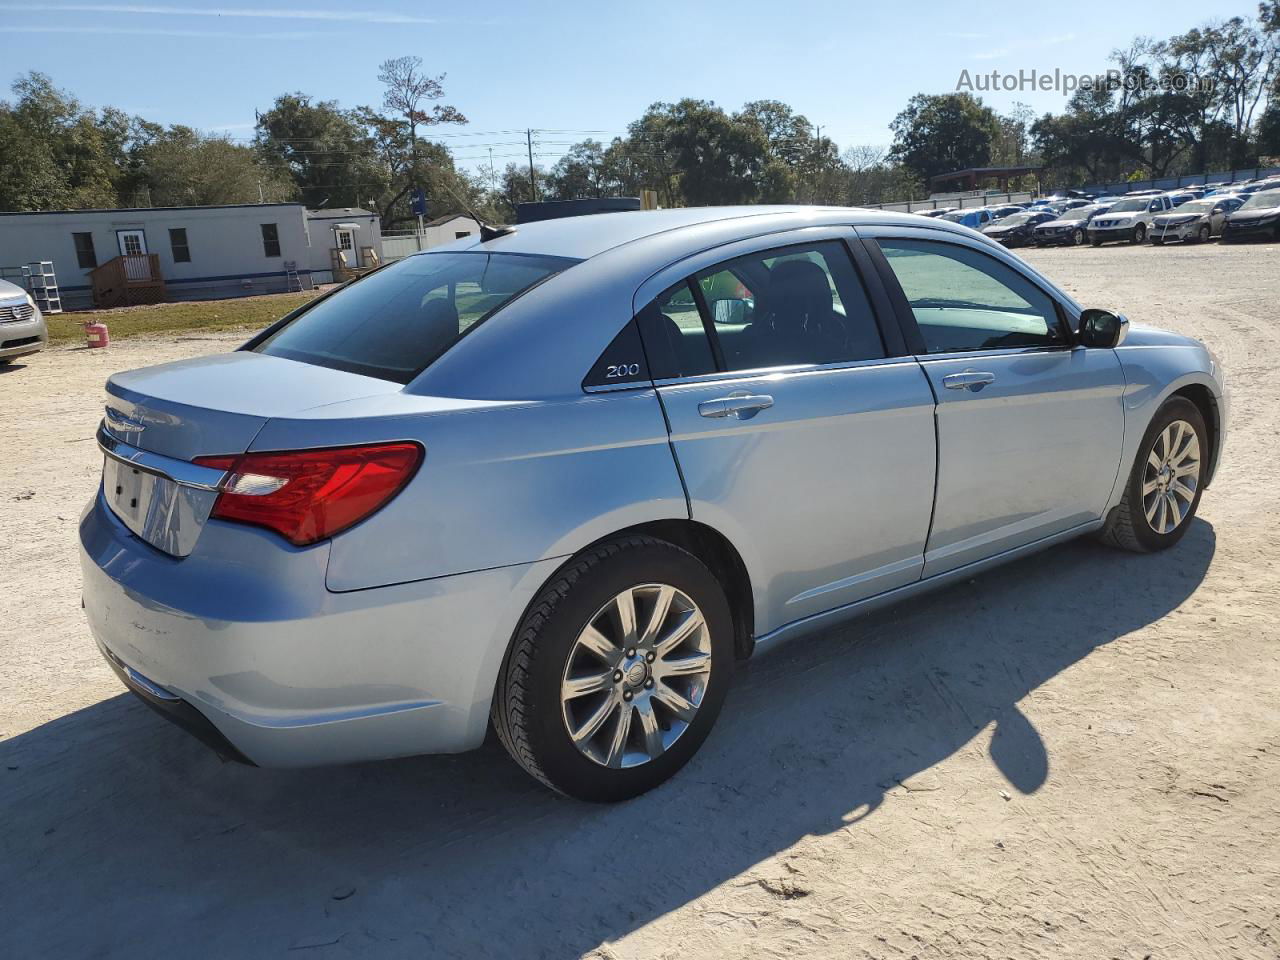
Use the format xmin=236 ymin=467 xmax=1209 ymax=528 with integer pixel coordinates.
xmin=1131 ymin=223 xmax=1147 ymax=244
xmin=1197 ymin=225 xmax=1211 ymax=243
xmin=1100 ymin=397 xmax=1207 ymax=553
xmin=493 ymin=536 xmax=734 ymax=801
xmin=1073 ymin=228 xmax=1086 ymax=246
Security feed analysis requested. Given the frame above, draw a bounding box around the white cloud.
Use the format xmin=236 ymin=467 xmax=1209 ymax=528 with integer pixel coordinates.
xmin=2 ymin=3 xmax=443 ymax=23
xmin=8 ymin=24 xmax=317 ymax=38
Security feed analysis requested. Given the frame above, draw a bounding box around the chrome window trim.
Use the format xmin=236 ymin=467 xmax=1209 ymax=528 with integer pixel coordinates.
xmin=651 ymin=354 xmax=917 ymax=389
xmin=633 ymin=224 xmax=861 ymax=316
xmin=97 ymin=422 xmax=228 ymax=491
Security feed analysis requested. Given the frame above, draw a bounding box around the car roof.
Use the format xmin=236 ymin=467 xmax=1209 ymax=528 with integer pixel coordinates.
xmin=434 ymin=205 xmax=970 ymax=261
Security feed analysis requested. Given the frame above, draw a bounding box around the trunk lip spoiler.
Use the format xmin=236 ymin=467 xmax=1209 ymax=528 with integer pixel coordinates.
xmin=97 ymin=421 xmax=229 ymax=492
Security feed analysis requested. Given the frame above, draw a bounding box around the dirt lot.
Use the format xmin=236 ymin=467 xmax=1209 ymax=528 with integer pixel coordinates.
xmin=2 ymin=241 xmax=1278 ymax=959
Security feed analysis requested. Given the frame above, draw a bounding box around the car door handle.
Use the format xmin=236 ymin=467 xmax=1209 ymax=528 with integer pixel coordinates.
xmin=698 ymin=393 xmax=774 ymax=419
xmin=942 ymin=371 xmax=996 ymax=391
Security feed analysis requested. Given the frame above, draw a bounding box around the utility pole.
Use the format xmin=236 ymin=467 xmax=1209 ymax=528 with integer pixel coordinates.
xmin=526 ymin=128 xmax=539 ymax=201
xmin=489 ymin=147 xmax=496 ymax=192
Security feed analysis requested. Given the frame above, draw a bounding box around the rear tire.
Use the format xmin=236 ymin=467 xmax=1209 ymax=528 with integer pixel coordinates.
xmin=492 ymin=536 xmax=734 ymax=802
xmin=1090 ymin=236 xmax=1103 ymax=247
xmin=1100 ymin=397 xmax=1207 ymax=553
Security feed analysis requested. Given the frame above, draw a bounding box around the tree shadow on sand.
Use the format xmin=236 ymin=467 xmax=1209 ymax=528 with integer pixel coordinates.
xmin=2 ymin=521 xmax=1214 ymax=957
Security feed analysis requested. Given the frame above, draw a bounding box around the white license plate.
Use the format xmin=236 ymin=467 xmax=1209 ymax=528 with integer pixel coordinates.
xmin=103 ymin=455 xmax=162 ymax=540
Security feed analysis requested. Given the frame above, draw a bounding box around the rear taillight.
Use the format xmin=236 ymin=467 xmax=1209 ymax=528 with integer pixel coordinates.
xmin=194 ymin=442 xmax=423 ymax=546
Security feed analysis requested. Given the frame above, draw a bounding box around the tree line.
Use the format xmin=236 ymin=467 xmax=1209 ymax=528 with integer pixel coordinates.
xmin=2 ymin=3 xmax=1276 ymax=227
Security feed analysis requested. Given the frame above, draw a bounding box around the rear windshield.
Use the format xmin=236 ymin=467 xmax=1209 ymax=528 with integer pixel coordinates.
xmin=253 ymin=251 xmax=575 ymax=382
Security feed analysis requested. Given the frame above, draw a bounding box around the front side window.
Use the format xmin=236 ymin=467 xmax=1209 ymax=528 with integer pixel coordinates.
xmin=169 ymin=228 xmax=191 ymax=263
xmin=73 ymin=232 xmax=96 ymax=268
xmin=261 ymin=223 xmax=281 ymax=258
xmin=254 ymin=252 xmax=574 ymax=383
xmin=695 ymin=241 xmax=884 ymax=372
xmin=878 ymin=239 xmax=1066 ymax=354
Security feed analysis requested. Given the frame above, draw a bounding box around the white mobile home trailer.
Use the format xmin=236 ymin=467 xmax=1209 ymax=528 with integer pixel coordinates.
xmin=0 ymin=203 xmax=385 ymax=309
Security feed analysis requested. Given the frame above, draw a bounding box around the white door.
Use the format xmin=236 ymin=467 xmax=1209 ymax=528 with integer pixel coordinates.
xmin=335 ymin=229 xmax=358 ymax=267
xmin=117 ymin=230 xmax=149 ymax=280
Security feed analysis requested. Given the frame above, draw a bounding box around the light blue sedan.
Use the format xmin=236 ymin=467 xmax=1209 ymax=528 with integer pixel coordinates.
xmin=81 ymin=206 xmax=1228 ymax=801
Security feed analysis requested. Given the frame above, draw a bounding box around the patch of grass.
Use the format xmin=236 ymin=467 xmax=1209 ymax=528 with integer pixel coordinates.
xmin=46 ymin=291 xmax=322 ymax=344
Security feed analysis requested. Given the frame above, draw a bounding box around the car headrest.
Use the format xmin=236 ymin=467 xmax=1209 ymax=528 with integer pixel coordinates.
xmin=759 ymin=259 xmax=833 ymax=330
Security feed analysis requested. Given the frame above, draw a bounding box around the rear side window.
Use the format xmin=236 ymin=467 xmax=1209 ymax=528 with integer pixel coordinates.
xmin=254 ymin=252 xmax=575 ymax=383
xmin=635 ymin=281 xmax=717 ymax=381
xmin=696 ymin=240 xmax=885 ymax=372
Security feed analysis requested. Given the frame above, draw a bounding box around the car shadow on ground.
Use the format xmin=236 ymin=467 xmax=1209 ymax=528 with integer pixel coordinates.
xmin=2 ymin=521 xmax=1215 ymax=958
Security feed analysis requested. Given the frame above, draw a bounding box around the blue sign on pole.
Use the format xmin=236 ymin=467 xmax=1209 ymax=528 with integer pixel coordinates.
xmin=410 ymin=188 xmax=428 ymax=217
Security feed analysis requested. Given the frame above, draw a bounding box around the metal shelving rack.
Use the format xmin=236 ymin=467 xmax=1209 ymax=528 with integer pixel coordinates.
xmin=22 ymin=261 xmax=62 ymax=314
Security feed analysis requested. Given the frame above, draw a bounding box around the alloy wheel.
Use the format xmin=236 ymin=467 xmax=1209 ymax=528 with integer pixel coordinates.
xmin=1073 ymin=228 xmax=1085 ymax=245
xmin=560 ymin=584 xmax=712 ymax=769
xmin=1142 ymin=419 xmax=1201 ymax=535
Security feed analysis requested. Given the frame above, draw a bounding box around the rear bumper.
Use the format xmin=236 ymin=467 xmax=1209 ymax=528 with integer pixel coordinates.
xmin=80 ymin=490 xmax=563 ymax=767
xmin=0 ymin=314 xmax=47 ymax=359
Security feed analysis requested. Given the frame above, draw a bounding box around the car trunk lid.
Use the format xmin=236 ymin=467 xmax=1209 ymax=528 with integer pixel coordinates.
xmin=100 ymin=352 xmax=403 ymax=556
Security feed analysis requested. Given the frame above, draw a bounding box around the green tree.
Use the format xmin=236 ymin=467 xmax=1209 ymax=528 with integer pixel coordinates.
xmin=255 ymin=93 xmax=387 ymax=209
xmin=0 ymin=72 xmax=124 ymax=210
xmin=889 ymin=93 xmax=1001 ymax=183
xmin=131 ymin=125 xmax=292 ymax=206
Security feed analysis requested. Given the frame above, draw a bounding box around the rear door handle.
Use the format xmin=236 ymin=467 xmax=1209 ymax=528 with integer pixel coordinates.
xmin=698 ymin=393 xmax=774 ymax=419
xmin=942 ymin=371 xmax=996 ymax=391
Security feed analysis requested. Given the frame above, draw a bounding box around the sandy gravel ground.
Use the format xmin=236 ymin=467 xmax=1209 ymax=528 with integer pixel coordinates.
xmin=1 ymin=241 xmax=1278 ymax=959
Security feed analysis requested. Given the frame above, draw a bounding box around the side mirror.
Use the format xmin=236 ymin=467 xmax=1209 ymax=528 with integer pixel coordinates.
xmin=1078 ymin=308 xmax=1129 ymax=348
xmin=711 ymin=297 xmax=751 ymax=325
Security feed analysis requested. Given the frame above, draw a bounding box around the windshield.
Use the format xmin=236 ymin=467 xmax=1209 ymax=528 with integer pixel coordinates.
xmin=997 ymin=213 xmax=1035 ymax=226
xmin=940 ymin=211 xmax=969 ymax=222
xmin=1108 ymin=198 xmax=1149 ymax=213
xmin=1240 ymin=189 xmax=1280 ymax=210
xmin=1059 ymin=206 xmax=1094 ymax=221
xmin=1177 ymin=200 xmax=1215 ymax=214
xmin=253 ymin=251 xmax=576 ymax=383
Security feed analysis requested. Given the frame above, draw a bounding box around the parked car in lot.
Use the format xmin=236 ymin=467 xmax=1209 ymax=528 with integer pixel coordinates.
xmin=1150 ymin=196 xmax=1244 ymax=244
xmin=81 ymin=206 xmax=1229 ymax=801
xmin=1221 ymin=188 xmax=1280 ymax=242
xmin=984 ymin=204 xmax=1027 ymax=221
xmin=1033 ymin=204 xmax=1108 ymax=246
xmin=980 ymin=210 xmax=1057 ymax=247
xmin=0 ymin=279 xmax=47 ymax=364
xmin=1089 ymin=194 xmax=1176 ymax=245
xmin=940 ymin=207 xmax=995 ymax=229
xmin=914 ymin=207 xmax=955 ymax=218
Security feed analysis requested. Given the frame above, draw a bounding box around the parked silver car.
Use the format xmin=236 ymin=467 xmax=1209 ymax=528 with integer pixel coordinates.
xmin=81 ymin=207 xmax=1228 ymax=801
xmin=1089 ymin=194 xmax=1176 ymax=245
xmin=1151 ymin=196 xmax=1244 ymax=244
xmin=0 ymin=278 xmax=47 ymax=363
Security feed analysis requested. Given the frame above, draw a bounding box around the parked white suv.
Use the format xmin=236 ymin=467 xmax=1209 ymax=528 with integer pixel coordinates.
xmin=0 ymin=279 xmax=47 ymax=364
xmin=1088 ymin=194 xmax=1175 ymax=246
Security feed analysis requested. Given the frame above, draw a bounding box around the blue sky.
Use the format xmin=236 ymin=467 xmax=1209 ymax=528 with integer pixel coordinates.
xmin=4 ymin=0 xmax=1246 ymax=170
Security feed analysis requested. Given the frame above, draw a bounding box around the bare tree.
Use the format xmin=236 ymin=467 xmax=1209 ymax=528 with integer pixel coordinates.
xmin=376 ymin=56 xmax=466 ymax=155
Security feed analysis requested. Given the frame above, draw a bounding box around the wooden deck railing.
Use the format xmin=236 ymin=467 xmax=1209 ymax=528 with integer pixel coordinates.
xmin=89 ymin=254 xmax=165 ymax=308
